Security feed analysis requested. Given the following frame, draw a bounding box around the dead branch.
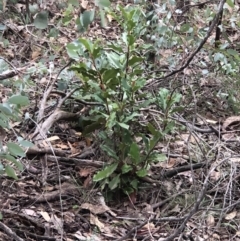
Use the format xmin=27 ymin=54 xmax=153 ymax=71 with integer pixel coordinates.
xmin=32 ymin=110 xmax=80 ymax=141
xmin=0 ymin=221 xmax=24 ymax=241
xmin=47 ymin=155 xmax=104 ymax=168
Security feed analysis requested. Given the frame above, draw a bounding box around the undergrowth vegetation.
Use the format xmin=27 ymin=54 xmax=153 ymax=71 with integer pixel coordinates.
xmin=0 ymin=0 xmax=239 ymax=192
xmin=2 ymin=0 xmax=240 ymax=239
xmin=66 ymin=5 xmax=185 ymax=194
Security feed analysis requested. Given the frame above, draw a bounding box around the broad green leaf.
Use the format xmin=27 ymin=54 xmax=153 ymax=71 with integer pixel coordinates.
xmin=80 ymin=10 xmax=95 ymax=28
xmin=129 ymin=142 xmax=140 ymax=162
xmin=5 ymin=165 xmax=18 ymax=180
xmin=4 ymin=154 xmax=23 ymax=171
xmin=34 ymin=11 xmax=48 ymax=29
xmin=18 ymin=140 xmax=34 ymax=148
xmin=227 ymin=49 xmax=239 ymax=56
xmin=0 ymin=212 xmax=2 ymax=220
xmin=100 ymin=144 xmax=118 ymax=160
xmin=0 ymin=162 xmax=3 ymax=171
xmin=121 ymin=164 xmax=132 ymax=174
xmin=149 ymin=135 xmax=161 ymax=150
xmin=136 ymin=168 xmax=148 ymax=177
xmin=102 ymin=69 xmax=119 ymax=82
xmin=0 ymin=119 xmax=8 ymax=128
xmin=109 ymin=174 xmax=120 ymax=190
xmin=29 ymin=4 xmax=39 ymax=14
xmin=106 ymin=112 xmax=116 ymax=129
xmin=128 ymin=56 xmax=143 ymax=66
xmin=66 ymin=43 xmax=81 ymax=59
xmin=226 ymin=0 xmax=234 ymax=8
xmin=130 ymin=179 xmax=138 ymax=189
xmin=147 ymin=123 xmax=158 ymax=135
xmin=117 ymin=122 xmax=129 ymax=129
xmin=93 ymin=163 xmax=118 ymax=181
xmin=124 ymin=113 xmax=139 ymax=122
xmin=7 ymin=142 xmax=25 ymax=157
xmin=214 ymin=52 xmax=224 ymax=62
xmin=180 ymin=23 xmax=192 ymax=33
xmin=149 ymin=153 xmax=167 ymax=162
xmin=0 ymin=104 xmax=12 ymax=115
xmin=79 ymin=38 xmax=93 ymax=53
xmin=122 ymin=32 xmax=128 ymax=46
xmin=100 ymin=8 xmax=108 ymax=28
xmin=123 ymin=186 xmax=134 ymax=195
xmin=107 ymin=44 xmax=124 ymax=53
xmin=95 ymin=0 xmax=110 ymax=7
xmin=142 ymin=135 xmax=150 ymax=152
xmin=105 ymin=52 xmax=122 ymax=68
xmin=8 ymin=95 xmax=29 ymax=106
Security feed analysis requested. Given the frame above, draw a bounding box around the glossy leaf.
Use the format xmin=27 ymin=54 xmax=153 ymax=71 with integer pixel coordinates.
xmin=5 ymin=165 xmax=18 ymax=180
xmin=109 ymin=174 xmax=120 ymax=190
xmin=136 ymin=168 xmax=147 ymax=177
xmin=7 ymin=142 xmax=25 ymax=157
xmin=8 ymin=95 xmax=29 ymax=106
xmin=80 ymin=10 xmax=95 ymax=28
xmin=100 ymin=144 xmax=118 ymax=160
xmin=121 ymin=164 xmax=132 ymax=174
xmin=129 ymin=143 xmax=140 ymax=162
xmin=93 ymin=163 xmax=118 ymax=181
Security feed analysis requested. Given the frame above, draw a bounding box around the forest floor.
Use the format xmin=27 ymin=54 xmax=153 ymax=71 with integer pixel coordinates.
xmin=1 ymin=1 xmax=240 ymax=241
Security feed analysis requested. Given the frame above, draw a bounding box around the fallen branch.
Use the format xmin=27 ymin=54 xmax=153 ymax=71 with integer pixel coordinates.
xmin=0 ymin=221 xmax=24 ymax=241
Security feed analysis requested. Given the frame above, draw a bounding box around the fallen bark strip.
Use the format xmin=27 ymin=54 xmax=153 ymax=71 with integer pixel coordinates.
xmin=47 ymin=155 xmax=104 ymax=168
xmin=27 ymin=146 xmax=68 ymax=157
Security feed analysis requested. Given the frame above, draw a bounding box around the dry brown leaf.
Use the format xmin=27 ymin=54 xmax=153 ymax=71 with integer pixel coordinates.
xmin=225 ymin=211 xmax=237 ymax=220
xmin=90 ymin=213 xmax=105 ymax=231
xmin=55 ymin=143 xmax=69 ymax=150
xmin=81 ymin=203 xmax=109 ymax=215
xmin=46 ymin=136 xmax=60 ymax=142
xmin=40 ymin=211 xmax=51 ymax=222
xmin=32 ymin=51 xmax=41 ymax=59
xmin=22 ymin=209 xmax=37 ymax=217
xmin=51 ymin=214 xmax=63 ymax=235
xmin=206 ymin=214 xmax=215 ymax=226
xmin=83 ymin=175 xmax=92 ymax=188
xmin=68 ymin=141 xmax=78 ymax=154
xmin=210 ymin=170 xmax=221 ymax=181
